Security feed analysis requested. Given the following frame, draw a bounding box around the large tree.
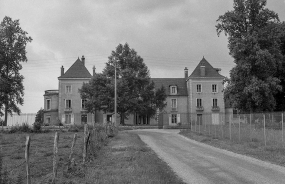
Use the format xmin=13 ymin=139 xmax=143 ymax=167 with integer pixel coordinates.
xmin=80 ymin=43 xmax=166 ymax=125
xmin=216 ymin=0 xmax=285 ymax=112
xmin=0 ymin=16 xmax=32 ymax=125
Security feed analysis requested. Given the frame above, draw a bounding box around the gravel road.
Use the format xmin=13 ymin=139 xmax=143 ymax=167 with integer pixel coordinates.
xmin=131 ymin=129 xmax=285 ymax=184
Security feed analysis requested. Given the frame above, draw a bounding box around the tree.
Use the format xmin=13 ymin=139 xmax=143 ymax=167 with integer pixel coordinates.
xmin=0 ymin=16 xmax=32 ymax=125
xmin=35 ymin=108 xmax=44 ymax=125
xmin=80 ymin=43 xmax=167 ymax=125
xmin=216 ymin=0 xmax=285 ymax=112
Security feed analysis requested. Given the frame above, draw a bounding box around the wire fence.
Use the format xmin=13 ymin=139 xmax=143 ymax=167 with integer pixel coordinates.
xmin=160 ymin=112 xmax=285 ymax=146
xmin=0 ymin=123 xmax=117 ymax=184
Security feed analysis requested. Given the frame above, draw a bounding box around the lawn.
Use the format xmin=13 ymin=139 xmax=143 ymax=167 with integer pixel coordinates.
xmin=180 ymin=129 xmax=285 ymax=167
xmin=1 ymin=130 xmax=185 ymax=184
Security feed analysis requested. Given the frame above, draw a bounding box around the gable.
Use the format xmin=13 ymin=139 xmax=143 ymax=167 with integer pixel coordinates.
xmin=58 ymin=58 xmax=92 ymax=79
xmin=189 ymin=57 xmax=225 ymax=79
xmin=151 ymin=78 xmax=187 ymax=96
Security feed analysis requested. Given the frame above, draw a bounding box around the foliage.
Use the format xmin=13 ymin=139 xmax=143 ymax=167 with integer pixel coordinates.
xmin=8 ymin=123 xmax=32 ymax=133
xmin=33 ymin=121 xmax=42 ymax=133
xmin=35 ymin=108 xmax=44 ymax=125
xmin=0 ymin=16 xmax=32 ymax=124
xmin=80 ymin=43 xmax=167 ymax=124
xmin=216 ymin=0 xmax=285 ymax=112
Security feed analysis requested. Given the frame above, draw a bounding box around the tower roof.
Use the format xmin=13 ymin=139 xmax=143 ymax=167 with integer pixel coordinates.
xmin=188 ymin=57 xmax=224 ymax=79
xmin=58 ymin=58 xmax=92 ymax=79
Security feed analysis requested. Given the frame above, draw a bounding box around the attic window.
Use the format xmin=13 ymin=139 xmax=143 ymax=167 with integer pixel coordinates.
xmin=170 ymin=86 xmax=177 ymax=95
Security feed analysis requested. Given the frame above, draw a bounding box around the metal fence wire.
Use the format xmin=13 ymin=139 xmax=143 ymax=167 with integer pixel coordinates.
xmin=160 ymin=112 xmax=285 ymax=146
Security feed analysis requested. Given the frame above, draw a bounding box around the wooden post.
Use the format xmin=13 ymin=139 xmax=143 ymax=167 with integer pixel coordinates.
xmin=199 ymin=120 xmax=201 ymax=134
xmin=238 ymin=115 xmax=240 ymax=141
xmin=264 ymin=114 xmax=266 ymax=146
xmin=250 ymin=113 xmax=252 ymax=141
xmin=25 ymin=136 xmax=31 ymax=184
xmin=281 ymin=112 xmax=284 ymax=144
xmin=83 ymin=124 xmax=88 ymax=164
xmin=229 ymin=114 xmax=232 ymax=141
xmin=69 ymin=133 xmax=77 ymax=160
xmin=52 ymin=132 xmax=59 ymax=184
xmin=214 ymin=125 xmax=217 ymax=138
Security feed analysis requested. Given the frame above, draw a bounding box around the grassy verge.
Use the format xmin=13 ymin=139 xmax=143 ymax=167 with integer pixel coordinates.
xmin=1 ymin=130 xmax=185 ymax=184
xmin=180 ymin=130 xmax=285 ymax=167
xmin=84 ymin=131 xmax=185 ymax=184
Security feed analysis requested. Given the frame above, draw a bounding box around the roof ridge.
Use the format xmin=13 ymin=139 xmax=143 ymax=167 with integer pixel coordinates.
xmin=58 ymin=58 xmax=92 ymax=79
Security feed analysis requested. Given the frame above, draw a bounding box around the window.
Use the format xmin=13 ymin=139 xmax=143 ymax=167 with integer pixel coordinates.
xmin=197 ymin=99 xmax=202 ymax=107
xmin=81 ymin=114 xmax=87 ymax=123
xmin=213 ymin=99 xmax=218 ymax=107
xmin=82 ymin=99 xmax=87 ymax=109
xmin=171 ymin=99 xmax=177 ymax=108
xmin=172 ymin=114 xmax=177 ymax=124
xmin=66 ymin=85 xmax=71 ymax=94
xmin=46 ymin=116 xmax=51 ymax=124
xmin=212 ymin=84 xmax=217 ymax=93
xmin=197 ymin=84 xmax=202 ymax=93
xmin=46 ymin=99 xmax=51 ymax=110
xmin=170 ymin=86 xmax=177 ymax=95
xmin=65 ymin=100 xmax=71 ymax=109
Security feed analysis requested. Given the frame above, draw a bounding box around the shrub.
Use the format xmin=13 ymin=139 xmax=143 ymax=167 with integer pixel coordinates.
xmin=33 ymin=121 xmax=42 ymax=133
xmin=8 ymin=123 xmax=32 ymax=133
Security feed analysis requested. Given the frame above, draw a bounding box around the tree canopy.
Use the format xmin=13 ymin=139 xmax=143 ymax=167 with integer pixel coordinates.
xmin=0 ymin=16 xmax=32 ymax=125
xmin=80 ymin=43 xmax=166 ymax=124
xmin=216 ymin=0 xmax=285 ymax=112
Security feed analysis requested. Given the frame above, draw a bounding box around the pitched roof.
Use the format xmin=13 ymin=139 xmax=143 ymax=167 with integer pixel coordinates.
xmin=189 ymin=57 xmax=225 ymax=79
xmin=58 ymin=58 xmax=92 ymax=79
xmin=151 ymin=78 xmax=187 ymax=96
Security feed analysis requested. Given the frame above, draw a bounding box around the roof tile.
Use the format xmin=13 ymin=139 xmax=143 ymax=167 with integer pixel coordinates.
xmin=58 ymin=58 xmax=92 ymax=79
xmin=151 ymin=78 xmax=187 ymax=96
xmin=189 ymin=57 xmax=225 ymax=79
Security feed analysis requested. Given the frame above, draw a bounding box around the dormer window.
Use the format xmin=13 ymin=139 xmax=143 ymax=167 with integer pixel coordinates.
xmin=170 ymin=86 xmax=177 ymax=95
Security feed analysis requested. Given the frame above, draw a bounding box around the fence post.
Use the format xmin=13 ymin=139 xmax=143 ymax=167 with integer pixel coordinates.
xmin=199 ymin=120 xmax=201 ymax=134
xmin=263 ymin=114 xmax=266 ymax=146
xmin=250 ymin=113 xmax=252 ymax=141
xmin=52 ymin=132 xmax=59 ymax=184
xmin=239 ymin=115 xmax=241 ymax=142
xmin=25 ymin=136 xmax=31 ymax=184
xmin=214 ymin=125 xmax=217 ymax=138
xmin=229 ymin=114 xmax=232 ymax=141
xmin=83 ymin=124 xmax=88 ymax=164
xmin=281 ymin=112 xmax=284 ymax=144
xmin=69 ymin=133 xmax=77 ymax=160
xmin=221 ymin=122 xmax=223 ymax=139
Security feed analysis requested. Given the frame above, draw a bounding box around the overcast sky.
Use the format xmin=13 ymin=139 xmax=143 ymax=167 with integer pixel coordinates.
xmin=1 ymin=0 xmax=285 ymax=113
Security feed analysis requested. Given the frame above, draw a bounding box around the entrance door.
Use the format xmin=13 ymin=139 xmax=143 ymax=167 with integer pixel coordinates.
xmin=197 ymin=114 xmax=202 ymax=125
xmin=107 ymin=115 xmax=112 ymax=123
xmin=81 ymin=114 xmax=87 ymax=124
xmin=212 ymin=113 xmax=219 ymax=125
xmin=65 ymin=114 xmax=71 ymax=124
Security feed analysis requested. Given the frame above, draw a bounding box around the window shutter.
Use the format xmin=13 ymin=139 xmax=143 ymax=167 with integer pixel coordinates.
xmin=62 ymin=114 xmax=65 ymax=123
xmin=71 ymin=114 xmax=74 ymax=124
xmin=177 ymin=114 xmax=180 ymax=123
xmin=169 ymin=114 xmax=171 ymax=125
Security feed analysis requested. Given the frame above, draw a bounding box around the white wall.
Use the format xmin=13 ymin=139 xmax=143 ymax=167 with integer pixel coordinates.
xmin=4 ymin=113 xmax=36 ymax=127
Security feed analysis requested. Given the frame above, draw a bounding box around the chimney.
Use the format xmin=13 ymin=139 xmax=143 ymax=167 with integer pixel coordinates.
xmin=200 ymin=65 xmax=205 ymax=76
xmin=93 ymin=65 xmax=96 ymax=76
xmin=61 ymin=66 xmax=64 ymax=76
xmin=81 ymin=55 xmax=85 ymax=66
xmin=184 ymin=67 xmax=188 ymax=79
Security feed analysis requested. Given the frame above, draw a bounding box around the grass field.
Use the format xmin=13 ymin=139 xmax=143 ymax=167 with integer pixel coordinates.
xmin=180 ymin=130 xmax=285 ymax=167
xmin=1 ymin=130 xmax=185 ymax=184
